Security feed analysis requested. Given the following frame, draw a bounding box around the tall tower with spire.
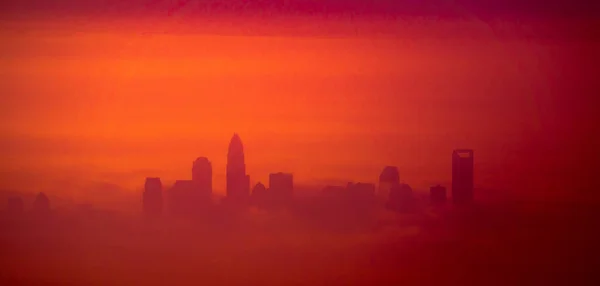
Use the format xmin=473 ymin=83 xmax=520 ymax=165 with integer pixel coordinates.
xmin=226 ymin=133 xmax=250 ymax=203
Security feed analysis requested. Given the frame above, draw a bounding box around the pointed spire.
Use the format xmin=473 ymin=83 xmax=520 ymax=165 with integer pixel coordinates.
xmin=228 ymin=133 xmax=245 ymax=161
xmin=226 ymin=133 xmax=248 ymax=201
xmin=229 ymin=133 xmax=243 ymax=149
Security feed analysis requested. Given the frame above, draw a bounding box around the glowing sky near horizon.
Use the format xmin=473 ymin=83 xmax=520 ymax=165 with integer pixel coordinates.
xmin=0 ymin=0 xmax=596 ymax=200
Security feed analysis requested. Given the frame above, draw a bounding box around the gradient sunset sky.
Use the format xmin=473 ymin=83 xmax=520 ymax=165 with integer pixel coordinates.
xmin=0 ymin=1 xmax=597 ymax=202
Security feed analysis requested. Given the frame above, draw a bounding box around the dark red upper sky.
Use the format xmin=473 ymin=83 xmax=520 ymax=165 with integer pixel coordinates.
xmin=1 ymin=0 xmax=597 ymax=19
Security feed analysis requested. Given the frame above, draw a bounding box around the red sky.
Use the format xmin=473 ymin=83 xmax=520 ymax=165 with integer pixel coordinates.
xmin=0 ymin=1 xmax=597 ymax=201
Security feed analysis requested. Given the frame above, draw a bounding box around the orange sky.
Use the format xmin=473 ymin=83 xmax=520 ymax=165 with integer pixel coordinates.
xmin=0 ymin=11 xmax=597 ymax=201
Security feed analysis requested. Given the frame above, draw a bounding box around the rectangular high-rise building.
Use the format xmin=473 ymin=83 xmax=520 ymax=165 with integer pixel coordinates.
xmin=452 ymin=149 xmax=474 ymax=204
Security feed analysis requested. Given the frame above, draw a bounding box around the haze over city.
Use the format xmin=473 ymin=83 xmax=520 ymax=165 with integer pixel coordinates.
xmin=1 ymin=1 xmax=598 ymax=285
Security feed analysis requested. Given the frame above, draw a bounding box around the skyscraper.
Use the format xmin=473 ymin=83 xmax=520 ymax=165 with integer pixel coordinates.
xmin=192 ymin=157 xmax=212 ymax=197
xmin=226 ymin=133 xmax=250 ymax=203
xmin=378 ymin=166 xmax=400 ymax=199
xmin=452 ymin=149 xmax=474 ymax=204
xmin=143 ymin=177 xmax=163 ymax=216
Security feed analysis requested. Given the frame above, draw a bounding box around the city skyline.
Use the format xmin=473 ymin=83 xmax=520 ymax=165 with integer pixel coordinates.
xmin=142 ymin=132 xmax=473 ymax=214
xmin=1 ymin=1 xmax=597 ymax=285
xmin=132 ymin=133 xmax=473 ymax=217
xmin=140 ymin=133 xmax=476 ymax=195
xmin=2 ymin=1 xmax=596 ymax=203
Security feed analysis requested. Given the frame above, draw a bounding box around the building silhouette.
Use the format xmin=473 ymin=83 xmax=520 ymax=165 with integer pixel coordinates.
xmin=143 ymin=177 xmax=163 ymax=217
xmin=192 ymin=157 xmax=212 ymax=198
xmin=321 ymin=183 xmax=376 ymax=206
xmin=347 ymin=182 xmax=376 ymax=201
xmin=251 ymin=182 xmax=269 ymax=208
xmin=32 ymin=192 xmax=50 ymax=214
xmin=167 ymin=180 xmax=197 ymax=216
xmin=430 ymin=185 xmax=447 ymax=204
xmin=378 ymin=166 xmax=400 ymax=199
xmin=226 ymin=133 xmax=250 ymax=204
xmin=346 ymin=182 xmax=377 ymax=211
xmin=269 ymin=172 xmax=293 ymax=206
xmin=452 ymin=149 xmax=474 ymax=204
xmin=322 ymin=185 xmax=346 ymax=197
xmin=6 ymin=197 xmax=24 ymax=215
xmin=387 ymin=183 xmax=414 ymax=212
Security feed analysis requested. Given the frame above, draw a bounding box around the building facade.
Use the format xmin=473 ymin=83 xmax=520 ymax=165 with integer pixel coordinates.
xmin=226 ymin=133 xmax=250 ymax=203
xmin=452 ymin=149 xmax=474 ymax=204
